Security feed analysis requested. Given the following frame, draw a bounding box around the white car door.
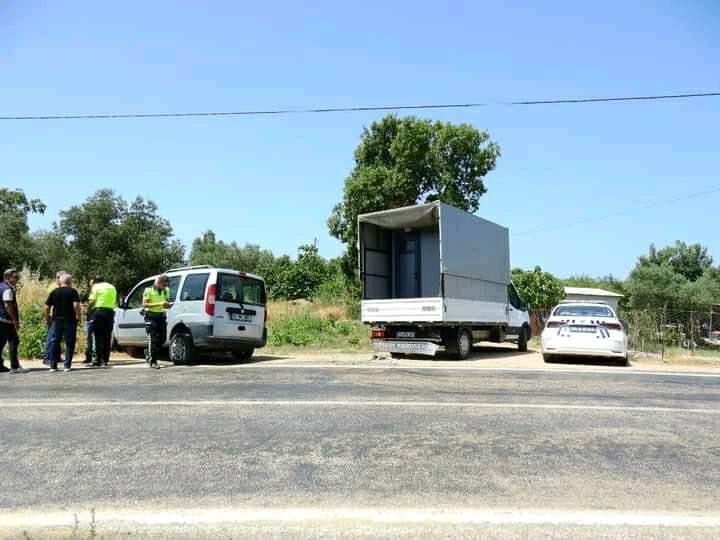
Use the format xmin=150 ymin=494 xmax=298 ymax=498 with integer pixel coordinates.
xmin=116 ymin=279 xmax=153 ymax=345
xmin=214 ymin=273 xmax=266 ymax=342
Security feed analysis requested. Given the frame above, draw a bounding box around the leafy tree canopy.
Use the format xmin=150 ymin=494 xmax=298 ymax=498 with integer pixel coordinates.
xmin=512 ymin=266 xmax=565 ymax=309
xmin=328 ymin=115 xmax=500 ymax=274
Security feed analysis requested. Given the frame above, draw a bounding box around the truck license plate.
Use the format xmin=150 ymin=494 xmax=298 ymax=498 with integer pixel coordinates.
xmin=396 ymin=331 xmax=416 ymax=338
xmin=372 ymin=341 xmax=438 ymax=356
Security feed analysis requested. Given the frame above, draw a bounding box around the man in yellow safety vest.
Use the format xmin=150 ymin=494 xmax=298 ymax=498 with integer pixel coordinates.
xmin=88 ymin=276 xmax=117 ymax=367
xmin=142 ymin=274 xmax=172 ymax=369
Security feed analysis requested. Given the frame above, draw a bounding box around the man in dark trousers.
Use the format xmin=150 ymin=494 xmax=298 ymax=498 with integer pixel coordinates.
xmin=45 ymin=273 xmax=81 ymax=372
xmin=142 ymin=274 xmax=171 ymax=369
xmin=83 ymin=278 xmax=96 ymax=364
xmin=0 ymin=268 xmax=30 ymax=374
xmin=88 ymin=276 xmax=117 ymax=368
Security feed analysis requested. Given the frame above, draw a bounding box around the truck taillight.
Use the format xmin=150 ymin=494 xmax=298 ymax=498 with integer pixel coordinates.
xmin=371 ymin=329 xmax=385 ymax=340
xmin=205 ymin=283 xmax=216 ymax=316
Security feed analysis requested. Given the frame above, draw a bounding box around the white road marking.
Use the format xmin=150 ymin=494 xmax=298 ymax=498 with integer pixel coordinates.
xmin=4 ymin=507 xmax=720 ymax=528
xmin=173 ymin=362 xmax=720 ymax=378
xmin=2 ymin=399 xmax=719 ymax=414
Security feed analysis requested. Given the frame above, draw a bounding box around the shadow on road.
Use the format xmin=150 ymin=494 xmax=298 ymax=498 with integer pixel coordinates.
xmin=189 ymin=353 xmax=290 ymax=366
xmin=545 ymin=355 xmax=629 ymax=367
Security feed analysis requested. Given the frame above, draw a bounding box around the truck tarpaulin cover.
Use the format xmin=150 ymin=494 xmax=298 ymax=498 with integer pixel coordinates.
xmin=358 ymin=203 xmax=439 ymax=230
xmin=358 ymin=202 xmax=510 ymax=286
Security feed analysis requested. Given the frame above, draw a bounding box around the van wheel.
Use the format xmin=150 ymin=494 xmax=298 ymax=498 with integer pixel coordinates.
xmin=455 ymin=329 xmax=473 ymax=360
xmin=518 ymin=327 xmax=528 ymax=352
xmin=169 ymin=333 xmax=195 ymax=365
xmin=232 ymin=348 xmax=255 ymax=362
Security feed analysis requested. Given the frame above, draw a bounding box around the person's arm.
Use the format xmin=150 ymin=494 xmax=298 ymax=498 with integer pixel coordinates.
xmin=73 ymin=289 xmax=81 ymax=323
xmin=3 ymin=289 xmax=19 ymax=329
xmin=88 ymin=286 xmax=97 ymax=309
xmin=45 ymin=292 xmax=54 ymax=327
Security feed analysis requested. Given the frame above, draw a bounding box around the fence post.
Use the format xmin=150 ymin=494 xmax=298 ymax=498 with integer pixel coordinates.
xmin=690 ymin=311 xmax=696 ymax=355
xmin=661 ymin=305 xmax=666 ymax=362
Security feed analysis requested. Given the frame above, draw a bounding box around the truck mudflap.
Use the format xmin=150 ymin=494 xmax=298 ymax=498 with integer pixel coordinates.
xmin=372 ymin=340 xmax=440 ymax=356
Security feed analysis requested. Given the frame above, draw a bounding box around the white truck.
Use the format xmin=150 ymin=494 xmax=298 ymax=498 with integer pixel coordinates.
xmin=359 ymin=202 xmax=530 ymax=359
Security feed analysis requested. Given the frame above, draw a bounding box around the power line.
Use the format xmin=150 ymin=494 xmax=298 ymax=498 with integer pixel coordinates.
xmin=513 ymin=186 xmax=720 ymax=236
xmin=1 ymin=91 xmax=718 ymax=121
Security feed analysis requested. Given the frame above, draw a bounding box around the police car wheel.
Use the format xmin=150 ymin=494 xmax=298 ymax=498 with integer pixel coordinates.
xmin=169 ymin=333 xmax=194 ymax=365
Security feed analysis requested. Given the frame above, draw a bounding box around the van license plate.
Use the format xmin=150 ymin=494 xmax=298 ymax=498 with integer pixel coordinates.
xmin=231 ymin=313 xmax=252 ymax=322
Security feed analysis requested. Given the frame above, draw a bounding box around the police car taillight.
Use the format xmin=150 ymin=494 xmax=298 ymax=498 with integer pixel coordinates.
xmin=205 ymin=283 xmax=216 ymax=316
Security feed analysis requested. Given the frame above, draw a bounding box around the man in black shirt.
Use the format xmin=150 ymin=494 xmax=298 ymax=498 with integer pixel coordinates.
xmin=45 ymin=273 xmax=81 ymax=372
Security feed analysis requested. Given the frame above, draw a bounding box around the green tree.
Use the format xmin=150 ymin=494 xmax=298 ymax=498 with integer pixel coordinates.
xmin=512 ymin=266 xmax=565 ymax=309
xmin=0 ymin=188 xmax=46 ymax=270
xmin=190 ymin=230 xmax=274 ymax=274
xmin=625 ymin=263 xmax=686 ymax=310
xmin=328 ymin=115 xmax=500 ymax=275
xmin=639 ymin=241 xmax=713 ymax=281
xmin=57 ymin=189 xmax=184 ymax=293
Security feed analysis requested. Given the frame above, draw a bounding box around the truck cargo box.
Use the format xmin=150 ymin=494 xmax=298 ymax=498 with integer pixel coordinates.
xmin=358 ymin=202 xmax=510 ymax=325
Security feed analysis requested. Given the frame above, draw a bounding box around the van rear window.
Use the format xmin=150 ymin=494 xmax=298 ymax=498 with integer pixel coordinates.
xmin=217 ymin=274 xmax=266 ymax=306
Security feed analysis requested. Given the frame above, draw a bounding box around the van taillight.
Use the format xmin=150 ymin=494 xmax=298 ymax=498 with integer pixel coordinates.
xmin=205 ymin=283 xmax=216 ymax=316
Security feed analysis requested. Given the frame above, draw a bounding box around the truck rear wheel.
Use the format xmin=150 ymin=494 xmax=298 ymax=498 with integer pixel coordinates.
xmin=518 ymin=327 xmax=528 ymax=352
xmin=454 ymin=329 xmax=473 ymax=360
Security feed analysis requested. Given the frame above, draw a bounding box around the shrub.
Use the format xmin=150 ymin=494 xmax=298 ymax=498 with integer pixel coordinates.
xmin=268 ymin=308 xmax=368 ymax=350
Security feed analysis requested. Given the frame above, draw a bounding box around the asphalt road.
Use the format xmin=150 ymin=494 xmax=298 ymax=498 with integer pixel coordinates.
xmin=1 ymin=360 xmax=719 ymax=538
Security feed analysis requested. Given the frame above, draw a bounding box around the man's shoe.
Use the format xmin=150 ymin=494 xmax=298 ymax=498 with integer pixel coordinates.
xmin=0 ymin=366 xmax=10 ymax=373
xmin=91 ymin=363 xmax=101 ymax=368
xmin=64 ymin=368 xmax=72 ymax=372
xmin=102 ymin=363 xmax=109 ymax=368
xmin=82 ymin=359 xmax=93 ymax=364
xmin=9 ymin=367 xmax=31 ymax=374
xmin=151 ymin=363 xmax=160 ymax=369
xmin=49 ymin=368 xmax=58 ymax=372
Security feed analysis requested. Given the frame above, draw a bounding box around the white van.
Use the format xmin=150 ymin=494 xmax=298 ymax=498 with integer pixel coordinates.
xmin=113 ymin=265 xmax=267 ymax=364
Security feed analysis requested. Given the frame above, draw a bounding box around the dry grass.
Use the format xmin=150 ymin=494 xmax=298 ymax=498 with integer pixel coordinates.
xmin=16 ymin=268 xmax=53 ymax=310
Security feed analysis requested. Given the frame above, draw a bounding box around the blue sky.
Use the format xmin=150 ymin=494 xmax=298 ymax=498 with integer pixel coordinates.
xmin=2 ymin=0 xmax=719 ymax=278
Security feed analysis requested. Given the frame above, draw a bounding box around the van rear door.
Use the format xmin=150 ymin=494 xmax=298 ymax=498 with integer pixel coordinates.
xmin=213 ymin=273 xmax=266 ymax=342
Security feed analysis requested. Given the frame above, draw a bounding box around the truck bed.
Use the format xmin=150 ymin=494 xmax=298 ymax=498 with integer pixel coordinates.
xmin=361 ymin=298 xmax=508 ymax=325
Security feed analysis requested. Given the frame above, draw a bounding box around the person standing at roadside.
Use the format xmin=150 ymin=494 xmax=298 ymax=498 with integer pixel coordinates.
xmin=42 ymin=271 xmax=66 ymax=365
xmin=88 ymin=276 xmax=117 ymax=368
xmin=142 ymin=274 xmax=171 ymax=369
xmin=0 ymin=269 xmax=30 ymax=374
xmin=45 ymin=273 xmax=81 ymax=372
xmin=83 ymin=278 xmax=96 ymax=364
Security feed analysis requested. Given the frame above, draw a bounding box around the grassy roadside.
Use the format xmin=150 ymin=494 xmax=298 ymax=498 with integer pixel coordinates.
xmin=265 ymin=300 xmax=370 ymax=353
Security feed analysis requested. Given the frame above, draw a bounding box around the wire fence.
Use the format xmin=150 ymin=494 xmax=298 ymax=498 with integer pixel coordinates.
xmin=530 ymin=305 xmax=720 ymax=359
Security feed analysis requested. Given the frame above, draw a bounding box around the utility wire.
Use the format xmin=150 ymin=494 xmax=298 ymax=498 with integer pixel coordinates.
xmin=1 ymin=91 xmax=719 ymax=121
xmin=513 ymin=186 xmax=720 ymax=236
